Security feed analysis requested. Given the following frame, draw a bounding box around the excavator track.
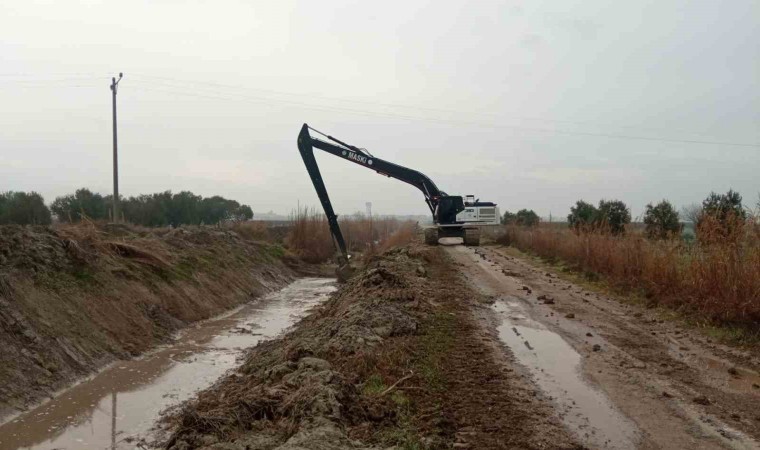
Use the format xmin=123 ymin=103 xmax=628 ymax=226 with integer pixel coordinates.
xmin=463 ymin=228 xmax=481 ymax=246
xmin=424 ymin=228 xmax=439 ymax=245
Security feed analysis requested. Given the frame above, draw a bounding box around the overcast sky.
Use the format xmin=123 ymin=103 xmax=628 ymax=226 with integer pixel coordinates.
xmin=1 ymin=0 xmax=758 ymax=219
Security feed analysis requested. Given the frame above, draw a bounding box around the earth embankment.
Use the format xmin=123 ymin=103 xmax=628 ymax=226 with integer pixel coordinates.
xmin=0 ymin=223 xmax=297 ymax=420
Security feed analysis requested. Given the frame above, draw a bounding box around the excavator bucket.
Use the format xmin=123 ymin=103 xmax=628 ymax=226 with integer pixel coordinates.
xmin=336 ymin=263 xmax=355 ymax=282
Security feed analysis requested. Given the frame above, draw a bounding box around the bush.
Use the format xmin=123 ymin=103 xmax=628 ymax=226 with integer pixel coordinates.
xmin=501 ymin=211 xmax=516 ymax=225
xmin=515 ymin=209 xmax=539 ymax=227
xmin=0 ymin=191 xmax=52 ymax=225
xmin=643 ymin=200 xmax=681 ymax=239
xmin=51 ymin=188 xmax=108 ymax=222
xmin=284 ymin=207 xmax=413 ymax=263
xmin=567 ymin=200 xmax=597 ymax=230
xmin=597 ymin=199 xmax=631 ymax=234
xmin=504 ymin=220 xmax=760 ymax=326
xmin=702 ymin=189 xmax=745 ymax=222
xmin=567 ymin=199 xmax=630 ymax=234
xmin=698 ymin=189 xmax=746 ymax=241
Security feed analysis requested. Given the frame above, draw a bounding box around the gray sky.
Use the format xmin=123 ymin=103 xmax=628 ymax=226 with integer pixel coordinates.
xmin=1 ymin=0 xmax=758 ymax=219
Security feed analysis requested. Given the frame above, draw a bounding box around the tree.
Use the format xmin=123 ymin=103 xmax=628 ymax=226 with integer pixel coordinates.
xmin=0 ymin=191 xmax=52 ymax=225
xmin=48 ymin=188 xmax=254 ymax=227
xmin=515 ymin=209 xmax=539 ymax=227
xmin=501 ymin=210 xmax=516 ymax=224
xmin=168 ymin=191 xmax=202 ymax=226
xmin=643 ymin=200 xmax=681 ymax=239
xmin=200 ymin=196 xmax=236 ymax=224
xmin=680 ymin=203 xmax=702 ymax=224
xmin=596 ymin=199 xmax=631 ymax=234
xmin=50 ymin=188 xmax=108 ymax=222
xmin=701 ymin=189 xmax=746 ymax=224
xmin=698 ymin=189 xmax=746 ymax=241
xmin=567 ymin=200 xmax=598 ymax=229
xmin=233 ymin=204 xmax=254 ymax=221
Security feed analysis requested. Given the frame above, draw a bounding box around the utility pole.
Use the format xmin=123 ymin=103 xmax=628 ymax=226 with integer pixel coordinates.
xmin=110 ymin=73 xmax=123 ymax=222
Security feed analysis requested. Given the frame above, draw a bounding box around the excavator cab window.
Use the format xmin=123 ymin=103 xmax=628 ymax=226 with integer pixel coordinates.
xmin=437 ymin=196 xmax=465 ymax=224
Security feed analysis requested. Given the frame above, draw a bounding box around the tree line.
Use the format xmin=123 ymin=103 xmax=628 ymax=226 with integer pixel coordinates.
xmin=501 ymin=189 xmax=754 ymax=241
xmin=0 ymin=188 xmax=253 ymax=226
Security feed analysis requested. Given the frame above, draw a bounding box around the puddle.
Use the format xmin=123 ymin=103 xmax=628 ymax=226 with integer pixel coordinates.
xmin=701 ymin=356 xmax=760 ymax=394
xmin=493 ymin=300 xmax=638 ymax=449
xmin=0 ymin=278 xmax=336 ymax=450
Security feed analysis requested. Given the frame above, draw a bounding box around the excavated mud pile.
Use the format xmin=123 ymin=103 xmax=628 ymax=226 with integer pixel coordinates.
xmin=163 ymin=246 xmax=431 ymax=450
xmin=164 ymin=244 xmax=580 ymax=450
xmin=0 ymin=223 xmax=295 ymax=419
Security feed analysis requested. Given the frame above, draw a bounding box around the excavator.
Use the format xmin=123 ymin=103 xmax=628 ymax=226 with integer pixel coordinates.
xmin=297 ymin=124 xmax=500 ymax=277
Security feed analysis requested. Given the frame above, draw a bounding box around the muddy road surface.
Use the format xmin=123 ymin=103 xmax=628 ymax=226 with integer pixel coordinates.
xmin=447 ymin=244 xmax=760 ymax=450
xmin=0 ymin=278 xmax=335 ymax=450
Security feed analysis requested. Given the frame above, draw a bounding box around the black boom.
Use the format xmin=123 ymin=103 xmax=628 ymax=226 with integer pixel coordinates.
xmin=296 ymin=124 xmax=449 ymax=264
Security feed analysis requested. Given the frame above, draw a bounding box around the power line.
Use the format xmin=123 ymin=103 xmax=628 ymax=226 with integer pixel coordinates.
xmin=125 ymin=81 xmax=760 ymax=148
xmin=1 ymin=73 xmax=757 ymax=148
xmin=128 ymin=73 xmax=746 ymax=141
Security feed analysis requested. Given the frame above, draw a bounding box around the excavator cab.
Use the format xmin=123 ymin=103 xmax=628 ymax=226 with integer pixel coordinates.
xmin=435 ymin=196 xmax=465 ymax=225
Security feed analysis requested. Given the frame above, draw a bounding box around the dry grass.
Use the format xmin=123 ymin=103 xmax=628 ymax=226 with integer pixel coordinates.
xmin=225 ymin=220 xmax=271 ymax=242
xmin=376 ymin=222 xmax=418 ymax=253
xmin=501 ymin=216 xmax=760 ymax=327
xmin=284 ymin=207 xmax=417 ymax=263
xmin=55 ymin=219 xmax=173 ymax=268
xmin=284 ymin=207 xmax=335 ymax=263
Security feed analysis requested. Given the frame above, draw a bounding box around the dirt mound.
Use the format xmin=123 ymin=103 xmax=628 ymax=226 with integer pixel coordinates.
xmin=0 ymin=223 xmax=296 ymax=420
xmin=163 ymin=247 xmax=429 ymax=449
xmin=162 ymin=244 xmax=579 ymax=449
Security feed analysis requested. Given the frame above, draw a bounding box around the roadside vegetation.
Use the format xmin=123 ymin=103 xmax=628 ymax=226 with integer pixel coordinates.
xmin=284 ymin=206 xmax=417 ymax=263
xmin=498 ymin=190 xmax=760 ymax=332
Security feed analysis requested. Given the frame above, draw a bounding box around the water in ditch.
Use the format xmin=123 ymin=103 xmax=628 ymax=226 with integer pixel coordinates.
xmin=0 ymin=277 xmax=336 ymax=450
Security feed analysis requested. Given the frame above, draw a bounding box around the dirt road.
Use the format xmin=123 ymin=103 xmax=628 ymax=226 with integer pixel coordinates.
xmin=447 ymin=244 xmax=760 ymax=450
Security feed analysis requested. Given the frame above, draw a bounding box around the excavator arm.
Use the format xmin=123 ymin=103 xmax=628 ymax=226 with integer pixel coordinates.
xmin=296 ymin=124 xmax=445 ymax=270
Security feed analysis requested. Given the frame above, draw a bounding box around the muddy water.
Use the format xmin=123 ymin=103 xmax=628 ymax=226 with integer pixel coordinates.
xmin=493 ymin=300 xmax=638 ymax=449
xmin=0 ymin=278 xmax=336 ymax=450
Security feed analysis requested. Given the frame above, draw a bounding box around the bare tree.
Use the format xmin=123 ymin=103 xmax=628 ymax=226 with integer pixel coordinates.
xmin=681 ymin=203 xmax=702 ymax=224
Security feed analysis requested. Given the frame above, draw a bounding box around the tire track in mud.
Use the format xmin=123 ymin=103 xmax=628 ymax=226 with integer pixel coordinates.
xmin=447 ymin=244 xmax=760 ymax=450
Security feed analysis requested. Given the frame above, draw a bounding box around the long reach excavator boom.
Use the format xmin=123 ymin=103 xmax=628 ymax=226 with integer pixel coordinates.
xmin=297 ymin=124 xmax=499 ymax=277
